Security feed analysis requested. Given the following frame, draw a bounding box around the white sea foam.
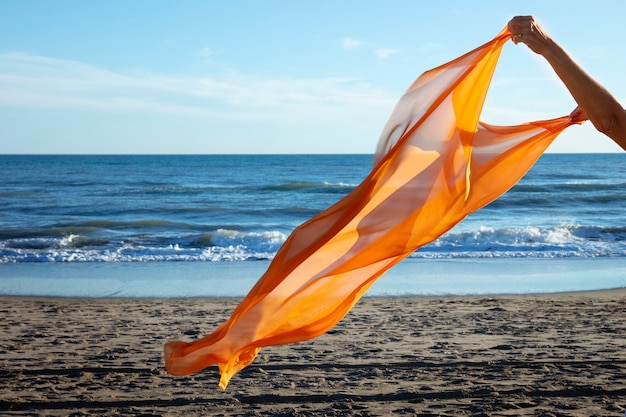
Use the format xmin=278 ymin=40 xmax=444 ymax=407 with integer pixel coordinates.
xmin=2 ymin=223 xmax=626 ymax=263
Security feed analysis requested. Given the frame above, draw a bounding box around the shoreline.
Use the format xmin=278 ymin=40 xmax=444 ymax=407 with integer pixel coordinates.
xmin=2 ymin=290 xmax=626 ymax=416
xmin=2 ymin=257 xmax=626 ymax=298
xmin=1 ymin=285 xmax=626 ymax=300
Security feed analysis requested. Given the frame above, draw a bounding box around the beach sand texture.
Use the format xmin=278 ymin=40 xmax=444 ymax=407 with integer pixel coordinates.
xmin=2 ymin=291 xmax=626 ymax=416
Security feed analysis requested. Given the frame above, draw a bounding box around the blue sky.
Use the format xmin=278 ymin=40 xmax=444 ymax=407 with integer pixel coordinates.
xmin=1 ymin=1 xmax=624 ymax=154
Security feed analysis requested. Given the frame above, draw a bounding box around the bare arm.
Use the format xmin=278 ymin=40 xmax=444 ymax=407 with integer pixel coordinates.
xmin=508 ymin=16 xmax=626 ymax=150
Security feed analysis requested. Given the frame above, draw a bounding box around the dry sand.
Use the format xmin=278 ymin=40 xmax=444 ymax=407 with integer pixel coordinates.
xmin=1 ymin=290 xmax=626 ymax=416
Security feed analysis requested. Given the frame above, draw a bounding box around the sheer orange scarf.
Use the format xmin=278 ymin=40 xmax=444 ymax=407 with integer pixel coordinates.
xmin=164 ymin=28 xmax=584 ymax=389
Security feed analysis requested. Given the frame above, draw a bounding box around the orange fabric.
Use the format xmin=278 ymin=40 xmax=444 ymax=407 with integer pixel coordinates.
xmin=164 ymin=28 xmax=584 ymax=389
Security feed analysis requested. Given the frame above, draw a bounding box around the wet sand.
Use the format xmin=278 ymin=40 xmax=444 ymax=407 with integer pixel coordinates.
xmin=2 ymin=290 xmax=626 ymax=416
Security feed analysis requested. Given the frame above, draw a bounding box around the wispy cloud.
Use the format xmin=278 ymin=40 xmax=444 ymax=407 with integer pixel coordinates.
xmin=417 ymin=41 xmax=444 ymax=52
xmin=341 ymin=37 xmax=398 ymax=60
xmin=0 ymin=52 xmax=396 ymax=121
xmin=341 ymin=37 xmax=364 ymax=49
xmin=374 ymin=48 xmax=398 ymax=59
xmin=199 ymin=47 xmax=213 ymax=63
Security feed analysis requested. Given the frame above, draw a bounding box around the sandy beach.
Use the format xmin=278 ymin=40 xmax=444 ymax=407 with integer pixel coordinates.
xmin=2 ymin=290 xmax=625 ymax=416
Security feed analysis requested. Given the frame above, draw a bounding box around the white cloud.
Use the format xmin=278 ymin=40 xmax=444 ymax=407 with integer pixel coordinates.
xmin=0 ymin=51 xmax=396 ymax=122
xmin=374 ymin=48 xmax=398 ymax=59
xmin=417 ymin=41 xmax=444 ymax=52
xmin=199 ymin=47 xmax=213 ymax=63
xmin=341 ymin=37 xmax=364 ymax=49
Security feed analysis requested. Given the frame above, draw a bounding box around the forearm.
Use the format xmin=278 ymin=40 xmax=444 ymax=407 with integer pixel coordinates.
xmin=508 ymin=16 xmax=626 ymax=149
xmin=541 ymin=40 xmax=626 ymax=148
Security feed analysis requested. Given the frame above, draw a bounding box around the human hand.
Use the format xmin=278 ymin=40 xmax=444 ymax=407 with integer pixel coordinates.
xmin=507 ymin=16 xmax=552 ymax=55
xmin=569 ymin=105 xmax=588 ymax=123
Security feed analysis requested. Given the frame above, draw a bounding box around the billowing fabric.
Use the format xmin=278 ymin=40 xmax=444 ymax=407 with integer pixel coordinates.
xmin=164 ymin=28 xmax=584 ymax=389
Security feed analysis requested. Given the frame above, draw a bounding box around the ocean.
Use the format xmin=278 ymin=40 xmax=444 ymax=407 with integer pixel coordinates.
xmin=1 ymin=153 xmax=626 ymax=297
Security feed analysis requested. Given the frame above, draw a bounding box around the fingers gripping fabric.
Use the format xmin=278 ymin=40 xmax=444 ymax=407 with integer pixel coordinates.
xmin=164 ymin=28 xmax=584 ymax=389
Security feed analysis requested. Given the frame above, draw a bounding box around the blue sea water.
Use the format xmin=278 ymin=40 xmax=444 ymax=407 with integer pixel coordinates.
xmin=1 ymin=153 xmax=626 ymax=296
